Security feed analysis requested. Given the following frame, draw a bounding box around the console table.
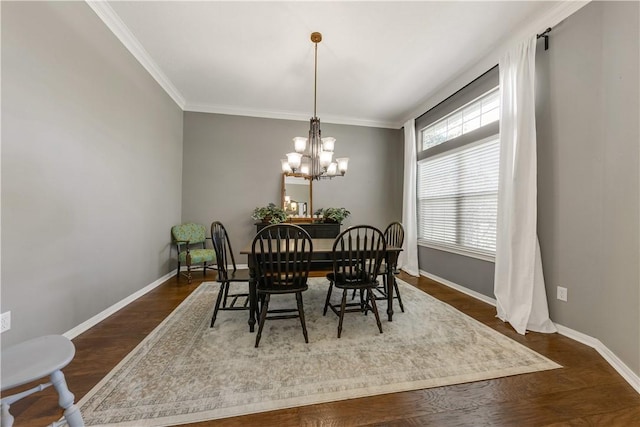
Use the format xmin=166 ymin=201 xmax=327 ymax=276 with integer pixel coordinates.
xmin=255 ymin=222 xmax=340 ymax=238
xmin=254 ymin=222 xmax=340 ymax=270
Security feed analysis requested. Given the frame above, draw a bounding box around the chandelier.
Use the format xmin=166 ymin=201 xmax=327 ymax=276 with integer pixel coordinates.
xmin=281 ymin=32 xmax=349 ymax=180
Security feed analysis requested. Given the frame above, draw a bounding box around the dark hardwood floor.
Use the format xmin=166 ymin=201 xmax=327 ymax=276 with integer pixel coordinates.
xmin=6 ymin=271 xmax=640 ymax=426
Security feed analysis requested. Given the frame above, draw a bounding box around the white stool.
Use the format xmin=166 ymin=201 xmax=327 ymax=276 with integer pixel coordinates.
xmin=1 ymin=335 xmax=84 ymax=427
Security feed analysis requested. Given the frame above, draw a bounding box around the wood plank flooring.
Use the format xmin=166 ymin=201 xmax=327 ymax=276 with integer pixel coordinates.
xmin=5 ymin=271 xmax=640 ymax=426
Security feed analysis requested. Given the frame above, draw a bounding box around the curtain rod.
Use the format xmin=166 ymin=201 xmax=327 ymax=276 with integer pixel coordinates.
xmin=537 ymin=27 xmax=552 ymax=50
xmin=414 ymin=64 xmax=498 ymax=123
xmin=414 ymin=28 xmax=552 ymax=124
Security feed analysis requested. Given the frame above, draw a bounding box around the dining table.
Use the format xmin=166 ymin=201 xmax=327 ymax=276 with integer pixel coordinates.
xmin=239 ymin=237 xmax=402 ymax=333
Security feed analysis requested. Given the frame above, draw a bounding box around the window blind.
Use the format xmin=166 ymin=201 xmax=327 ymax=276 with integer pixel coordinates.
xmin=417 ymin=137 xmax=500 ymax=255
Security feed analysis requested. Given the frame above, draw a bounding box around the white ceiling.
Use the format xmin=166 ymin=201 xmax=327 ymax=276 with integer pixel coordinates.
xmin=99 ymin=1 xmax=563 ymax=129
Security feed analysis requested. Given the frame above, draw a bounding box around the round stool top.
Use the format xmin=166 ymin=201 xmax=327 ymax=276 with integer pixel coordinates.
xmin=1 ymin=335 xmax=76 ymax=391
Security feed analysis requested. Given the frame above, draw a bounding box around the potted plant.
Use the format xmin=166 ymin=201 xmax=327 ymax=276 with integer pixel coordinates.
xmin=251 ymin=203 xmax=287 ymax=224
xmin=315 ymin=207 xmax=351 ymax=224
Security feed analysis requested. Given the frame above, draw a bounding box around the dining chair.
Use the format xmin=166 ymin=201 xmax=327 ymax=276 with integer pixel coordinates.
xmin=251 ymin=224 xmax=313 ymax=348
xmin=323 ymin=225 xmax=386 ymax=338
xmin=374 ymin=221 xmax=405 ymax=312
xmin=210 ymin=221 xmax=250 ymax=327
xmin=171 ymin=223 xmax=216 ymax=283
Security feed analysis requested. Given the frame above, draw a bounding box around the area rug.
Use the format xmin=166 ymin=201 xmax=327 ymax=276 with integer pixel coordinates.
xmin=77 ymin=278 xmax=561 ymax=426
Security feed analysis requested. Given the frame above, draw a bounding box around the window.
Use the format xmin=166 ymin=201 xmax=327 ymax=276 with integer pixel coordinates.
xmin=421 ymin=88 xmax=499 ymax=151
xmin=417 ymin=86 xmax=500 ymax=259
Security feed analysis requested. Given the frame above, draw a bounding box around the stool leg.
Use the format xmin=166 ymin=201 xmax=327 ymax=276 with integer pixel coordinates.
xmin=50 ymin=370 xmax=84 ymax=427
xmin=1 ymin=401 xmax=15 ymax=427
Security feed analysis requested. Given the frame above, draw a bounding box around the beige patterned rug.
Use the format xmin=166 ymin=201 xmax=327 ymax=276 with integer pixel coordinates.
xmin=78 ymin=278 xmax=560 ymax=426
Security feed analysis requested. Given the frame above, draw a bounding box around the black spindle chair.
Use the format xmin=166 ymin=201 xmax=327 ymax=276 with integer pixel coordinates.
xmin=323 ymin=225 xmax=386 ymax=338
xmin=210 ymin=221 xmax=250 ymax=327
xmin=251 ymin=224 xmax=313 ymax=348
xmin=375 ymin=222 xmax=405 ymax=312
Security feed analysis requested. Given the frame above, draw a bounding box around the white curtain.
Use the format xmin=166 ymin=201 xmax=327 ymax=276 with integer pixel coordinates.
xmin=494 ymin=36 xmax=556 ymax=334
xmin=399 ymin=119 xmax=419 ymax=276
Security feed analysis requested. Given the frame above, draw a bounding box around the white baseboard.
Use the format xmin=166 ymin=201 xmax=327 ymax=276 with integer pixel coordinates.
xmin=419 ymin=269 xmax=497 ymax=306
xmin=63 ymin=270 xmax=177 ymax=340
xmin=554 ymin=323 xmax=640 ymax=394
xmin=419 ymin=269 xmax=640 ymax=395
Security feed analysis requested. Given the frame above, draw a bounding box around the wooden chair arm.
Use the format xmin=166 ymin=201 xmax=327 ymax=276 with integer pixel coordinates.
xmin=174 ymin=240 xmax=192 ymax=265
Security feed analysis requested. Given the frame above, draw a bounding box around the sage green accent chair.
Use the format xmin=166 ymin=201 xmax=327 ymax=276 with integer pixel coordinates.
xmin=171 ymin=223 xmax=216 ymax=283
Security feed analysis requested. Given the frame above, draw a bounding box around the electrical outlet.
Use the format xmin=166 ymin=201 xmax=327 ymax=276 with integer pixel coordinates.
xmin=1 ymin=311 xmax=11 ymax=333
xmin=557 ymin=286 xmax=568 ymax=302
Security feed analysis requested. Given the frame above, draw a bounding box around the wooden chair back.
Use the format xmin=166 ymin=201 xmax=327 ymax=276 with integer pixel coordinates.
xmin=331 ymin=225 xmax=386 ymax=286
xmin=251 ymin=224 xmax=313 ymax=291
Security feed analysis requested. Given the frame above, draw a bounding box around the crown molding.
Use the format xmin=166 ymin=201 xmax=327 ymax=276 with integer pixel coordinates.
xmin=184 ymin=103 xmax=401 ymax=129
xmin=405 ymin=1 xmax=591 ymax=124
xmin=85 ymin=1 xmax=186 ymax=109
xmin=89 ymin=0 xmax=584 ymax=131
xmin=85 ymin=1 xmax=400 ymax=129
xmin=510 ymin=0 xmax=591 ymax=44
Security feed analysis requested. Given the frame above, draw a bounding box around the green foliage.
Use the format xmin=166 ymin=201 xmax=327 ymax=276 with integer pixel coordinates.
xmin=314 ymin=207 xmax=351 ymax=224
xmin=251 ymin=203 xmax=287 ymax=224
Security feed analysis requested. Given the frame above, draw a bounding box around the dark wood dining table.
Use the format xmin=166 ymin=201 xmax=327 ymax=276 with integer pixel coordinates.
xmin=240 ymin=238 xmax=402 ymax=332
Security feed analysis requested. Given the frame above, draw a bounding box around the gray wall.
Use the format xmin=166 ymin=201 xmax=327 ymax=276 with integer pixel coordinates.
xmin=536 ymin=1 xmax=639 ymax=374
xmin=419 ymin=247 xmax=495 ymax=296
xmin=182 ymin=112 xmax=403 ymax=261
xmin=1 ymin=2 xmax=184 ymax=346
xmin=419 ymin=1 xmax=640 ymax=375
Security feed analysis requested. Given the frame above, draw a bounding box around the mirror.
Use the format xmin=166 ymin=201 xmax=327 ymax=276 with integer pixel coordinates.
xmin=282 ymin=173 xmax=312 ymax=219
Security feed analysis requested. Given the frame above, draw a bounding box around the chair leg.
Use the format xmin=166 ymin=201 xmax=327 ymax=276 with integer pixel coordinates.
xmin=323 ymin=281 xmax=334 ymax=316
xmin=255 ymin=294 xmax=270 ymax=348
xmin=210 ymin=281 xmax=226 ymax=327
xmin=222 ymin=281 xmax=231 ymax=308
xmin=337 ymin=289 xmax=348 ymax=338
xmin=368 ymin=289 xmax=383 ymax=334
xmin=176 ymin=261 xmax=181 ymax=281
xmin=255 ymin=294 xmax=263 ymax=324
xmin=296 ymin=292 xmax=309 ymax=343
xmin=394 ymin=279 xmax=405 ymax=313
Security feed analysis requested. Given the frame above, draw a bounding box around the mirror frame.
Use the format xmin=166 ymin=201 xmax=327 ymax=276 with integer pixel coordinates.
xmin=281 ymin=173 xmax=313 ymax=222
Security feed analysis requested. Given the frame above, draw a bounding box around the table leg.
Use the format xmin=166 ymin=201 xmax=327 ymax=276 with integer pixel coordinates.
xmin=386 ymin=252 xmax=396 ymax=322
